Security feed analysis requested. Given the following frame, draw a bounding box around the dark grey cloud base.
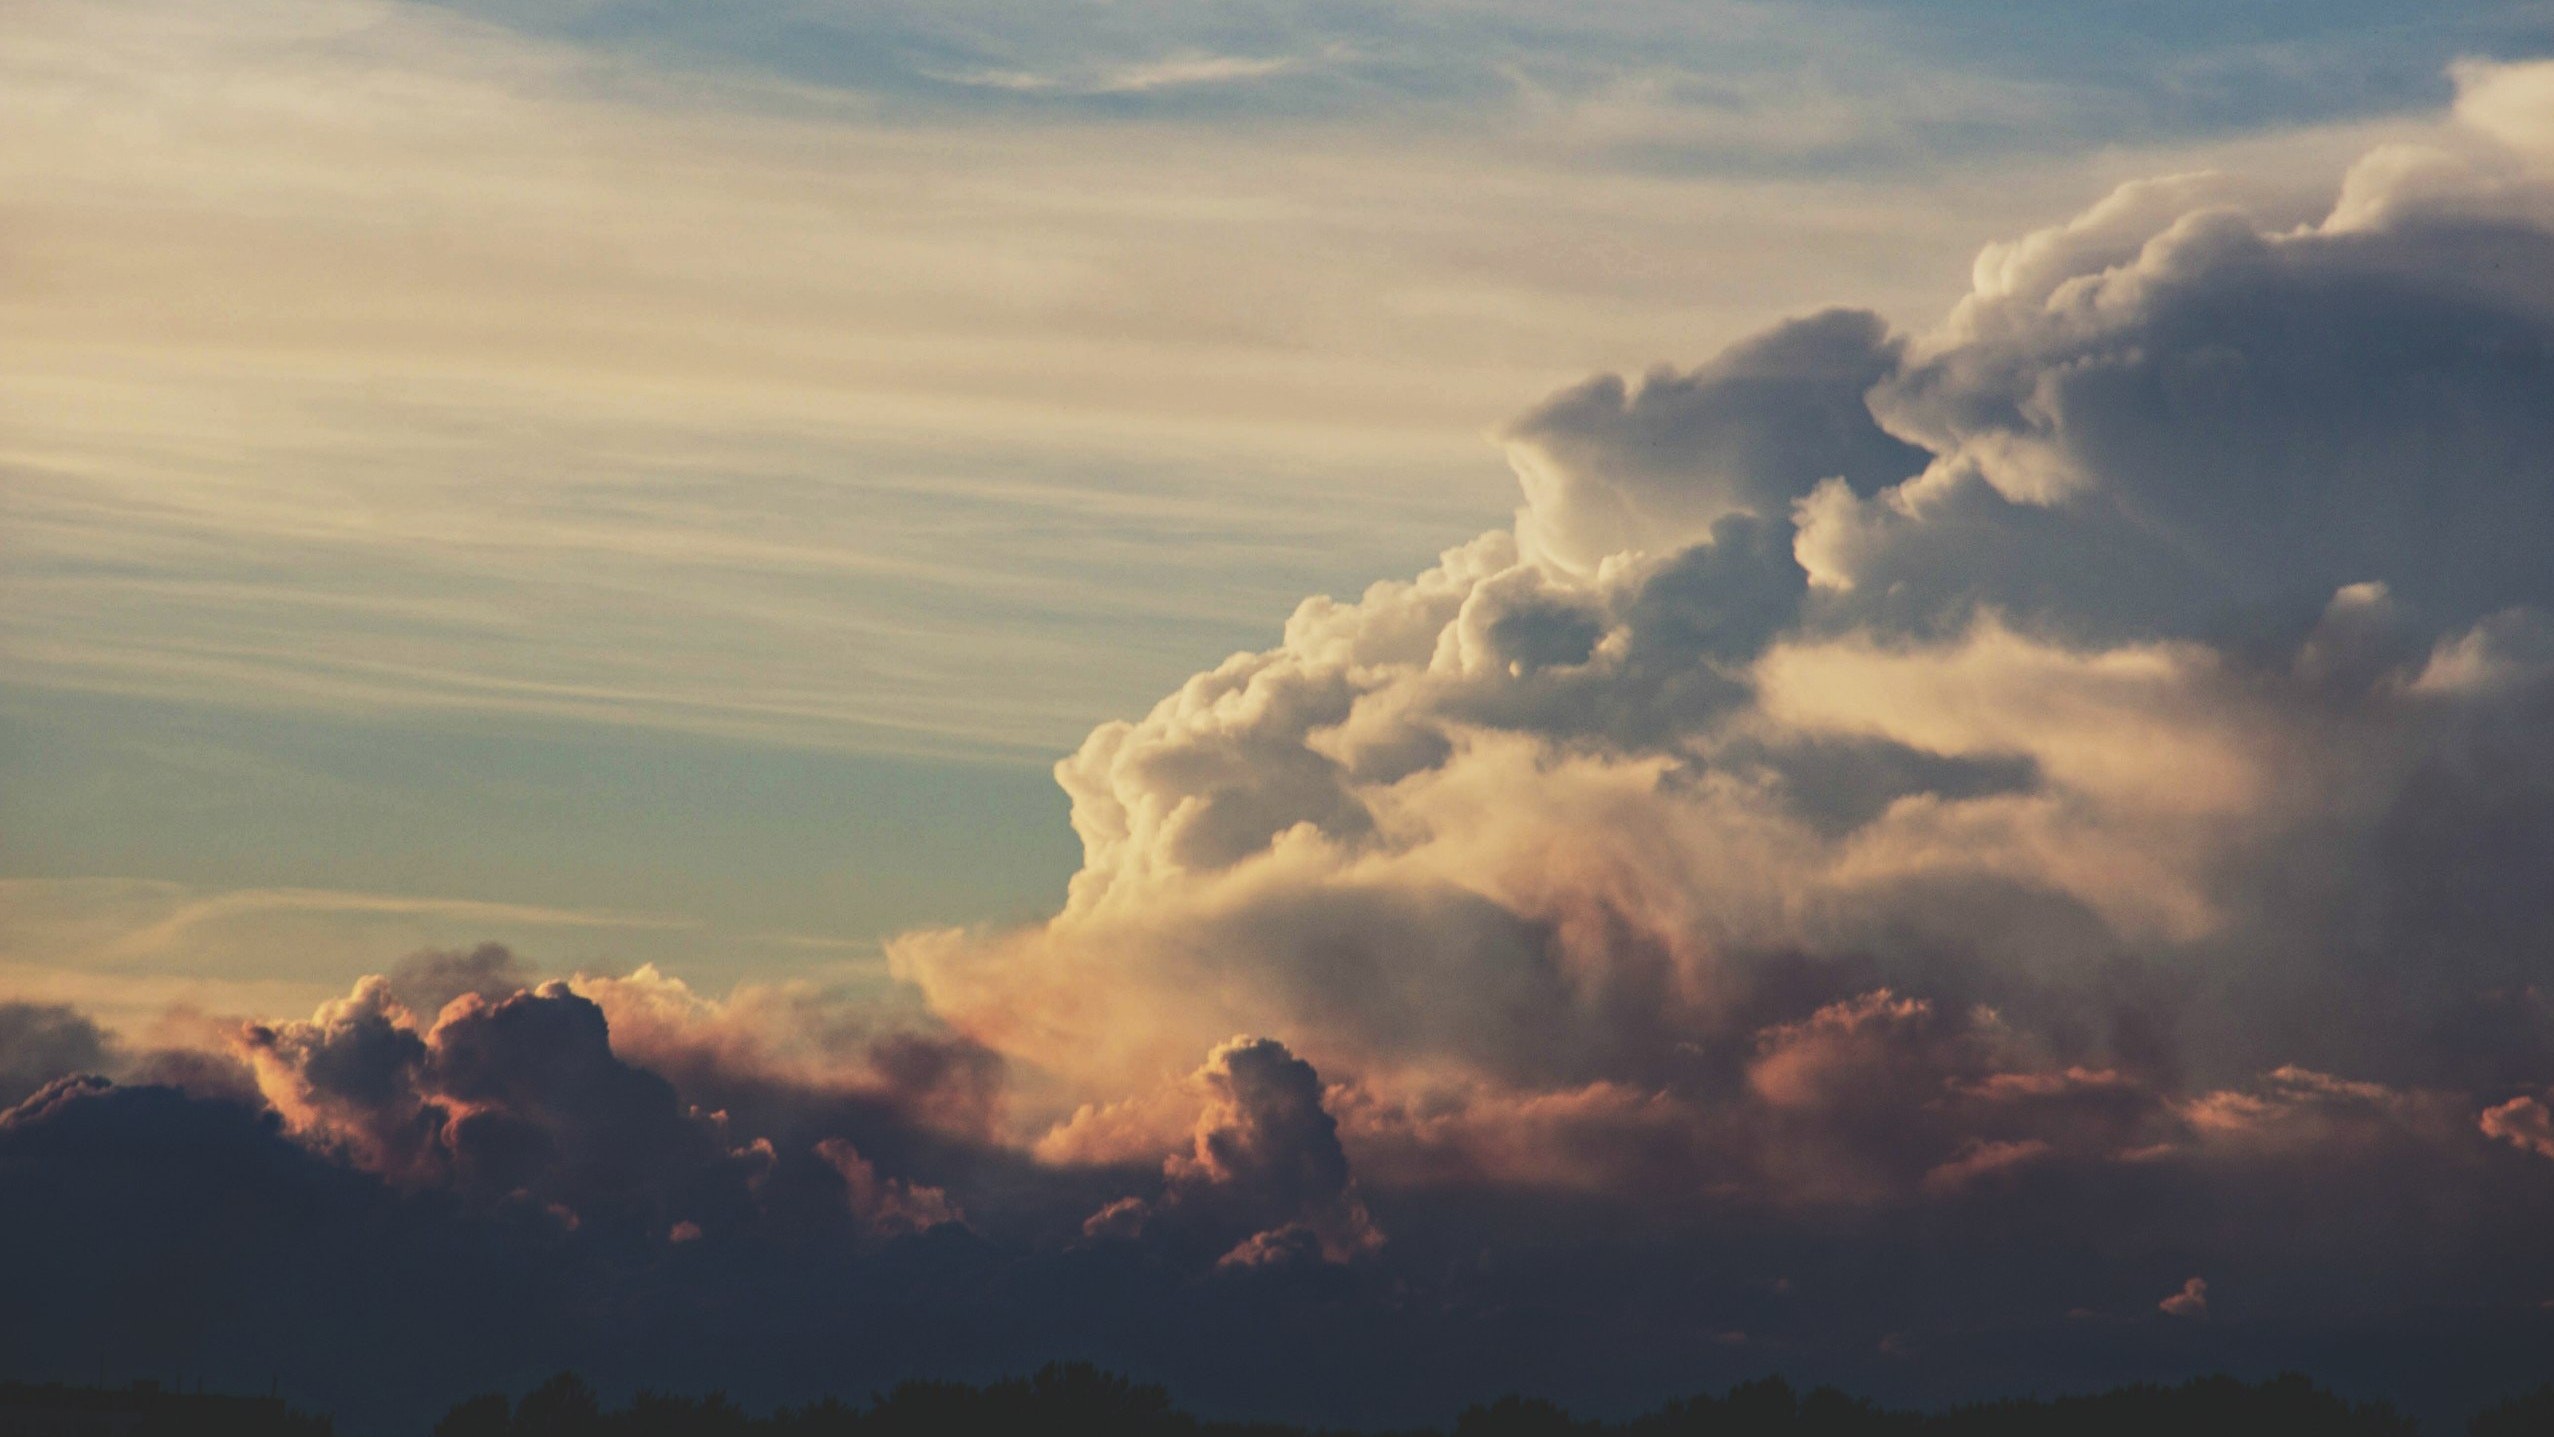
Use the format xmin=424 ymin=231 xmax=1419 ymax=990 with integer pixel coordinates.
xmin=7 ymin=993 xmax=2554 ymax=1434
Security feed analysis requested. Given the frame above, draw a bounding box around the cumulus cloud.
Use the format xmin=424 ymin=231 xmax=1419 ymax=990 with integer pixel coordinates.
xmin=236 ymin=976 xmax=744 ymax=1225
xmin=889 ymin=58 xmax=2554 ymax=1232
xmin=2160 ymin=1277 xmax=2210 ymax=1319
xmin=219 ymin=961 xmax=1024 ymax=1251
xmin=1058 ymin=1036 xmax=1381 ymax=1268
xmin=573 ymin=962 xmax=1008 ymax=1143
xmin=1502 ymin=308 xmax=1926 ymax=575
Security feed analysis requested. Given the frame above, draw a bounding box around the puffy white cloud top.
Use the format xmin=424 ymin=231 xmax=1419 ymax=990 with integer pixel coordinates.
xmin=892 ymin=62 xmax=2554 ymax=1209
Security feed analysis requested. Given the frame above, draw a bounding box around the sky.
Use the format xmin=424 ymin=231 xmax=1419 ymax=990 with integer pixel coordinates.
xmin=6 ymin=1 xmax=2554 ymax=1432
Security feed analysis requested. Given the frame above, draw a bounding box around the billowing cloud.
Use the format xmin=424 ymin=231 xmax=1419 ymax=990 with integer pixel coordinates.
xmin=1503 ymin=308 xmax=1927 ymax=575
xmin=237 ymin=975 xmax=750 ymax=1227
xmin=571 ymin=963 xmax=1009 ymax=1144
xmin=893 ymin=63 xmax=2554 ymax=1196
xmin=854 ymin=65 xmax=2554 ymax=1397
xmin=1062 ymin=1036 xmax=1382 ymax=1269
xmin=208 ymin=956 xmax=1095 ymax=1245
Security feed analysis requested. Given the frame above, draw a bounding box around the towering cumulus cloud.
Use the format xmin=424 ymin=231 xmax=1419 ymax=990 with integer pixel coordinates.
xmin=9 ymin=58 xmax=2554 ymax=1436
xmin=1068 ymin=1036 xmax=1383 ymax=1268
xmin=895 ymin=61 xmax=2554 ymax=1201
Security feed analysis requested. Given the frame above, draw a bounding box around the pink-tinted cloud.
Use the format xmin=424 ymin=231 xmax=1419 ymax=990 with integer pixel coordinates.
xmin=2482 ymin=1094 xmax=2554 ymax=1159
xmin=813 ymin=1137 xmax=964 ymax=1236
xmin=1071 ymin=1036 xmax=1382 ymax=1268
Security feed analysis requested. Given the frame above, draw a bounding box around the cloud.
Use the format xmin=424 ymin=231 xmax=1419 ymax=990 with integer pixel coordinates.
xmin=1826 ymin=168 xmax=2554 ymax=640
xmin=2159 ymin=1277 xmax=2209 ymax=1319
xmin=2481 ymin=1093 xmax=2554 ymax=1159
xmin=573 ymin=962 xmax=1011 ymax=1146
xmin=0 ymin=878 xmax=716 ymax=1041
xmin=237 ymin=977 xmax=447 ymax=1183
xmin=1061 ymin=1036 xmax=1382 ymax=1268
xmin=8 ymin=0 xmax=2176 ymax=771
xmin=217 ymin=959 xmax=1059 ymax=1249
xmin=1502 ymin=308 xmax=1926 ymax=575
xmin=387 ymin=944 xmax=532 ymax=1020
xmin=891 ymin=58 xmax=2554 ymax=1230
xmin=0 ymin=1002 xmax=120 ymax=1110
xmin=1175 ymin=1036 xmax=1382 ymax=1267
xmin=812 ymin=1137 xmax=964 ymax=1236
xmin=928 ymin=53 xmax=1304 ymax=97
xmin=0 ymin=976 xmax=1405 ymax=1428
xmin=0 ymin=1074 xmax=583 ymax=1426
xmin=233 ymin=966 xmax=965 ymax=1235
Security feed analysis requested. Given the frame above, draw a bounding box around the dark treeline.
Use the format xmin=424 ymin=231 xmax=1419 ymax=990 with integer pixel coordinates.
xmin=0 ymin=1379 xmax=333 ymax=1436
xmin=419 ymin=1365 xmax=2554 ymax=1437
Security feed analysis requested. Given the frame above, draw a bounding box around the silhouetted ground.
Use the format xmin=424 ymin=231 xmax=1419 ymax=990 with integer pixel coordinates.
xmin=0 ymin=1379 xmax=330 ymax=1436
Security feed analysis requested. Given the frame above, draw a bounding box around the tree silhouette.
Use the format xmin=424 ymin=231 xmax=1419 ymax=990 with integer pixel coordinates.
xmin=434 ymin=1392 xmax=512 ymax=1437
xmin=516 ymin=1372 xmax=602 ymax=1435
xmin=2470 ymin=1382 xmax=2554 ymax=1437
